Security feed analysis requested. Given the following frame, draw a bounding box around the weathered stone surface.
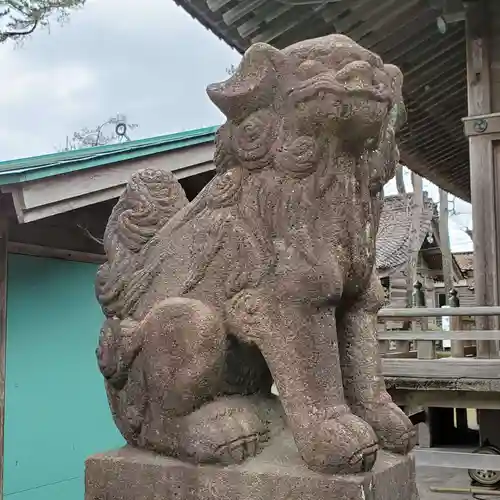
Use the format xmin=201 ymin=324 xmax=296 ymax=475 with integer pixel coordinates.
xmin=85 ymin=432 xmax=419 ymax=500
xmin=93 ymin=33 xmax=416 ymax=477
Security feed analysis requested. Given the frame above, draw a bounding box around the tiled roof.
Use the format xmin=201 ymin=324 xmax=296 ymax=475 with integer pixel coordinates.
xmin=376 ymin=194 xmax=435 ymax=277
xmin=453 ymin=251 xmax=474 ymax=272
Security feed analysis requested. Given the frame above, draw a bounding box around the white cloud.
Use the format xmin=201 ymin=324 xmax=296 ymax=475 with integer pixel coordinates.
xmin=0 ymin=0 xmax=474 ymax=254
xmin=0 ymin=0 xmax=240 ymax=159
xmin=1 ymin=61 xmax=97 ymax=111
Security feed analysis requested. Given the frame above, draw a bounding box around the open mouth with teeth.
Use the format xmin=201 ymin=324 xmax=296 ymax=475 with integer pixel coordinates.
xmin=287 ymin=61 xmax=394 ymax=144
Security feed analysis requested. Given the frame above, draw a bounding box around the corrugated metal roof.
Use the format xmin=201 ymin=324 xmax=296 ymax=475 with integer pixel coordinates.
xmin=173 ymin=0 xmax=471 ymax=201
xmin=0 ymin=126 xmax=218 ymax=185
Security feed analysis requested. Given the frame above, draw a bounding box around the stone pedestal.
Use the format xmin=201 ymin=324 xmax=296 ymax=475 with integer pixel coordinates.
xmin=85 ymin=432 xmax=420 ymax=500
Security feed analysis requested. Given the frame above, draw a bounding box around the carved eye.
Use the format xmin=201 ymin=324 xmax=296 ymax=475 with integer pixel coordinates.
xmin=239 ymin=113 xmax=267 ymax=145
xmin=243 ymin=121 xmax=260 ymax=142
xmin=232 ymin=108 xmax=279 ymax=165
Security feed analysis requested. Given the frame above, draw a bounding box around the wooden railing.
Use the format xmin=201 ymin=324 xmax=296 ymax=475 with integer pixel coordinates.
xmin=377 ymin=282 xmax=500 ymax=380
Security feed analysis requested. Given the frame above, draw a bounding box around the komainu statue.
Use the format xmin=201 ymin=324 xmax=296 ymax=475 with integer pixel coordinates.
xmin=95 ymin=34 xmax=416 ymax=475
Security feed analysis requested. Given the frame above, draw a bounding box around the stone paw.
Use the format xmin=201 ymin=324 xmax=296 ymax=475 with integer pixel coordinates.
xmin=360 ymin=401 xmax=417 ymax=455
xmin=297 ymin=409 xmax=379 ymax=474
xmin=178 ymin=396 xmax=272 ymax=465
xmin=213 ymin=430 xmax=270 ymax=464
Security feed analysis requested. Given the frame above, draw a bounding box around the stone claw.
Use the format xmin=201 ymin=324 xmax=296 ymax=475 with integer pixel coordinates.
xmin=216 ymin=432 xmax=268 ymax=464
xmin=297 ymin=411 xmax=379 ymax=474
xmin=359 ymin=401 xmax=417 ymax=455
xmin=177 ymin=397 xmax=277 ymax=466
xmin=382 ymin=429 xmax=417 ymax=455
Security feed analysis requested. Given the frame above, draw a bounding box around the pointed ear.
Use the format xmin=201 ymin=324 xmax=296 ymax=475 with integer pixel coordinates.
xmin=384 ymin=64 xmax=406 ymax=130
xmin=206 ymin=43 xmax=287 ymax=123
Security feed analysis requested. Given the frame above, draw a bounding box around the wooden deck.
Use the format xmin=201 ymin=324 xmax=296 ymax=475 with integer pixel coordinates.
xmin=382 ymin=358 xmax=500 ymax=379
xmin=378 ymin=304 xmax=500 ymax=411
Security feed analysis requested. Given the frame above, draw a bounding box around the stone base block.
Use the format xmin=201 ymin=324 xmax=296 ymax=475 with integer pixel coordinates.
xmin=85 ymin=432 xmax=419 ymax=500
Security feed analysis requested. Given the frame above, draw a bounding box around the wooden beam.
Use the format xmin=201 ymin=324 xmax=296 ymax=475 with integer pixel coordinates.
xmin=393 ymin=390 xmax=500 ymax=410
xmin=382 ymin=358 xmax=500 ymax=379
xmin=378 ymin=329 xmax=500 ymax=341
xmin=223 ymin=0 xmax=266 ymax=26
xmin=7 ymin=243 xmax=105 ymax=265
xmin=237 ymin=3 xmax=291 ymax=38
xmin=379 ymin=305 xmax=500 ymax=317
xmin=206 ymin=0 xmax=231 ymax=12
xmin=386 ymin=374 xmax=500 ymax=393
xmin=348 ymin=0 xmax=421 ymax=42
xmin=463 ymin=111 xmax=500 ymax=136
xmin=413 ymin=448 xmax=500 ymax=470
xmin=438 ymin=188 xmax=459 ymax=356
xmin=399 ymin=149 xmax=470 ymax=203
xmin=0 ymin=218 xmax=7 ymax=499
xmin=465 ymin=0 xmax=497 ymax=358
xmin=2 ymin=145 xmax=215 ymax=224
xmin=251 ymin=2 xmax=327 ymax=44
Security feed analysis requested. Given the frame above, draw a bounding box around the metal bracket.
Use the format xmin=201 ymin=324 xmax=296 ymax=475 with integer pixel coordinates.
xmin=463 ymin=113 xmax=500 ymax=137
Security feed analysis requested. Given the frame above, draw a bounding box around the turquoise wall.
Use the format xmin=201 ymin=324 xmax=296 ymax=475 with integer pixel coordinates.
xmin=4 ymin=254 xmax=124 ymax=499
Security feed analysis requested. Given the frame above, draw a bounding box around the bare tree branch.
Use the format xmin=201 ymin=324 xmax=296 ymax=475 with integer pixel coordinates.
xmin=60 ymin=114 xmax=138 ymax=151
xmin=448 ymin=195 xmax=473 ymax=242
xmin=0 ymin=0 xmax=85 ymax=43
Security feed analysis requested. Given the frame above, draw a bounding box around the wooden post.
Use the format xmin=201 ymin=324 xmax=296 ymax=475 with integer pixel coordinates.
xmin=378 ymin=284 xmax=390 ymax=355
xmin=408 ymin=175 xmax=423 ymax=300
xmin=0 ymin=218 xmax=7 ymax=499
xmin=415 ymin=281 xmax=435 ymax=359
xmin=399 ymin=175 xmax=424 ymax=355
xmin=439 ymin=189 xmax=454 ymax=302
xmin=465 ymin=0 xmax=498 ymax=358
xmin=450 ymin=289 xmax=465 ymax=358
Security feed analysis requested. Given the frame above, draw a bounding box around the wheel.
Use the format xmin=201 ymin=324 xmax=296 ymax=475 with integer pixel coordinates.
xmin=468 ymin=445 xmax=500 ymax=486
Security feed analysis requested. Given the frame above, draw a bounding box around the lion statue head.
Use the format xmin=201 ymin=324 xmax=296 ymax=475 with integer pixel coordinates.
xmin=118 ymin=36 xmax=407 ymax=305
xmin=207 ymin=34 xmax=405 ymax=181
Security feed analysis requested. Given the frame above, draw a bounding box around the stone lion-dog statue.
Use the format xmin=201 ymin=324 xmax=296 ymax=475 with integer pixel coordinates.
xmin=95 ymin=34 xmax=416 ymax=475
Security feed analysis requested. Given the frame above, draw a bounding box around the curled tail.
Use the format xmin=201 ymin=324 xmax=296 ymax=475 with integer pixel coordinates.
xmin=96 ymin=169 xmax=189 ymax=319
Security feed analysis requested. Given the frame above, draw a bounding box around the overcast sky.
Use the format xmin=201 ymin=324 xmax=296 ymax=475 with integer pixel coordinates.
xmin=0 ymin=0 xmax=472 ymax=251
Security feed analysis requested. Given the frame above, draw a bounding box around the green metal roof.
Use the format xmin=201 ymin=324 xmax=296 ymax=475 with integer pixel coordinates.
xmin=0 ymin=125 xmax=218 ymax=186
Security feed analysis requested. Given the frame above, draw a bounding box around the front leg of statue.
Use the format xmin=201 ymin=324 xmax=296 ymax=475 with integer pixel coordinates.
xmin=337 ymin=275 xmax=417 ymax=454
xmin=226 ymin=289 xmax=378 ymax=474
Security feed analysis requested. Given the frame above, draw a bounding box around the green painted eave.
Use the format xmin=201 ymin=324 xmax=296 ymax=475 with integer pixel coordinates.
xmin=0 ymin=125 xmax=218 ymax=186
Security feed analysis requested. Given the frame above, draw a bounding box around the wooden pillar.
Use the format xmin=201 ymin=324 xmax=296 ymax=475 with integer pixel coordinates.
xmin=398 ymin=174 xmax=424 ymax=355
xmin=439 ymin=188 xmax=453 ymax=302
xmin=449 ymin=289 xmax=465 ymax=357
xmin=0 ymin=218 xmax=7 ymax=499
xmin=464 ymin=0 xmax=498 ymax=358
xmin=414 ymin=281 xmax=435 ymax=359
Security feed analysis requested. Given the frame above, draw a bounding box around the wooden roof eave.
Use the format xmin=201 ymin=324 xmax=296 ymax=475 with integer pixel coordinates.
xmin=0 ymin=130 xmax=218 ymax=224
xmin=173 ymin=0 xmax=471 ymax=202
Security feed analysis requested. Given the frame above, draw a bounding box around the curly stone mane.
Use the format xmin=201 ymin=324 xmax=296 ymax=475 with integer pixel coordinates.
xmin=93 ymin=35 xmax=418 ymax=477
xmin=98 ymin=35 xmax=406 ymax=321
